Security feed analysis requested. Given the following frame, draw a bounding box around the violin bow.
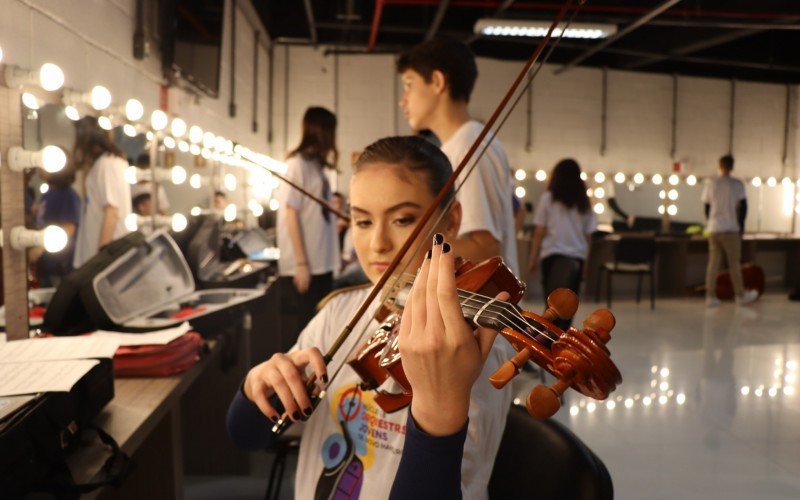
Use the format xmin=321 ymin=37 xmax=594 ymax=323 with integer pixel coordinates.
xmin=262 ymin=165 xmax=351 ymax=222
xmin=271 ymin=0 xmax=582 ymax=431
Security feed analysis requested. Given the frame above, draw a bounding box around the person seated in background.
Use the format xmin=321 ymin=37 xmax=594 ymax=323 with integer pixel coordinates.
xmin=32 ymin=167 xmax=81 ymax=287
xmin=132 ymin=193 xmax=152 ymax=216
xmin=214 ymin=190 xmax=229 ymax=210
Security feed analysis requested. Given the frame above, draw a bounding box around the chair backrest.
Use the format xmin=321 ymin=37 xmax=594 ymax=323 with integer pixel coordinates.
xmin=488 ymin=406 xmax=613 ymax=500
xmin=614 ymin=236 xmax=656 ymax=265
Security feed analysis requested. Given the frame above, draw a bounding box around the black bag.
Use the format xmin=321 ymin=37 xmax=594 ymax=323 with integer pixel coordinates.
xmin=43 ymin=232 xmax=147 ymax=335
xmin=0 ymin=359 xmax=131 ymax=499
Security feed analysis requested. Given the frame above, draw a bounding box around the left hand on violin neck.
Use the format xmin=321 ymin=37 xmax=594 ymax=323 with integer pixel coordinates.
xmin=399 ymin=234 xmax=510 ymax=436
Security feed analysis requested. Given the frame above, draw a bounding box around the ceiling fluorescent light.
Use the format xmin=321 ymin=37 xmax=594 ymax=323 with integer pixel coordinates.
xmin=474 ymin=19 xmax=616 ymax=39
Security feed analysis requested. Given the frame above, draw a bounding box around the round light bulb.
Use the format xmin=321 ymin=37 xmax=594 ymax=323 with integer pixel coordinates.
xmin=39 ymin=183 xmax=49 ymax=194
xmin=686 ymin=175 xmax=697 ymax=186
xmin=614 ymin=172 xmax=625 ymax=183
xmin=189 ymin=174 xmax=202 ymax=189
xmin=514 ymin=169 xmax=527 ymax=181
xmin=150 ymin=109 xmax=168 ymax=131
xmin=123 ymin=124 xmax=137 ymax=137
xmin=580 ymin=172 xmax=588 ymax=181
xmin=190 ymin=144 xmax=201 ymax=156
xmin=668 ymin=189 xmax=678 ymax=200
xmin=659 ymin=190 xmax=666 ymax=200
xmin=782 ymin=177 xmax=792 ymax=187
xmin=752 ymin=177 xmax=762 ymax=187
xmin=171 ymin=213 xmax=188 ymax=232
xmin=190 ymin=206 xmax=201 ymax=216
xmin=125 ymin=166 xmax=138 ymax=184
xmin=767 ymin=177 xmax=777 ymax=187
xmin=39 ymin=63 xmax=64 ymax=91
xmin=668 ymin=174 xmax=680 ymax=186
xmin=203 ymin=131 xmax=215 ymax=149
xmin=224 ymin=173 xmax=237 ymax=191
xmin=214 ymin=135 xmax=227 ymax=151
xmin=535 ymin=169 xmax=547 ymax=182
xmin=593 ymin=202 xmax=605 ymax=214
xmin=178 ymin=140 xmax=190 ymax=153
xmin=224 ymin=203 xmax=237 ymax=222
xmin=41 ymin=145 xmax=67 ymax=173
xmin=269 ymin=198 xmax=280 ymax=211
xmin=163 ymin=136 xmax=176 ymax=149
xmin=98 ymin=116 xmax=113 ymax=130
xmin=633 ymin=173 xmax=644 ymax=184
xmin=22 ymin=92 xmax=40 ymax=110
xmin=594 ymin=187 xmax=605 ymax=199
xmin=594 ymin=172 xmax=605 ymax=183
xmin=515 ymin=186 xmax=526 ymax=198
xmin=90 ymin=85 xmax=112 ymax=111
xmin=125 ymin=213 xmax=138 ymax=232
xmin=125 ymin=98 xmax=144 ymax=121
xmin=249 ymin=199 xmax=264 ymax=217
xmin=658 ymin=205 xmax=665 ymax=215
xmin=667 ymin=204 xmax=678 ymax=216
xmin=171 ymin=165 xmax=187 ymax=185
xmin=64 ymin=105 xmax=80 ymax=121
xmin=189 ymin=126 xmax=203 ymax=144
xmin=652 ymin=174 xmax=663 ymax=185
xmin=42 ymin=225 xmax=68 ymax=253
xmin=171 ymin=118 xmax=187 ymax=138
xmin=145 ymin=131 xmax=154 ymax=141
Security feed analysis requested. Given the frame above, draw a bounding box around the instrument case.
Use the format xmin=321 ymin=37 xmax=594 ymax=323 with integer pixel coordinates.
xmin=85 ymin=229 xmax=265 ymax=335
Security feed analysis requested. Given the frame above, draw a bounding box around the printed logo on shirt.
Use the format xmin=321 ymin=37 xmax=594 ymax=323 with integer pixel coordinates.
xmin=315 ymin=384 xmax=407 ymax=499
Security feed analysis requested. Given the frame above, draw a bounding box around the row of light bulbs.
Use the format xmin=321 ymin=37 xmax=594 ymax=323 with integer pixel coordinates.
xmin=1 ymin=46 xmax=286 ymax=253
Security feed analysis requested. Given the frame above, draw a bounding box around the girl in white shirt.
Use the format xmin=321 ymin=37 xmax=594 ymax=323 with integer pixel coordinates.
xmin=528 ymin=159 xmax=596 ymax=329
xmin=230 ymin=136 xmax=512 ymax=499
xmin=72 ymin=118 xmax=131 ymax=268
xmin=277 ymin=107 xmax=340 ymax=349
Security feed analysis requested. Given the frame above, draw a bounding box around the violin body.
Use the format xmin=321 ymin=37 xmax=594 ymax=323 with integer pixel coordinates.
xmin=348 ymin=256 xmax=622 ymax=419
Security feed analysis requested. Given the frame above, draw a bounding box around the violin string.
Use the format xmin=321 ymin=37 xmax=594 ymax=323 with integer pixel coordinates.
xmin=457 ymin=295 xmax=559 ymax=344
xmin=456 ymin=289 xmax=556 ymax=338
xmin=320 ymin=0 xmax=582 ymax=391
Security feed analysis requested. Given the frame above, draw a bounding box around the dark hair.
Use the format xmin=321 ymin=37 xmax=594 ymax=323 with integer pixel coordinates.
xmin=288 ymin=107 xmax=338 ymax=169
xmin=135 ymin=152 xmax=150 ymax=168
xmin=719 ymin=155 xmax=734 ymax=171
xmin=47 ymin=166 xmax=77 ymax=190
xmin=132 ymin=193 xmax=151 ymax=214
xmin=332 ymin=192 xmax=345 ymax=200
xmin=214 ymin=191 xmax=226 ymax=198
xmin=354 ymin=136 xmax=454 ymax=204
xmin=73 ymin=116 xmax=124 ymax=169
xmin=547 ymin=159 xmax=590 ymax=214
xmin=396 ymin=36 xmax=478 ymax=103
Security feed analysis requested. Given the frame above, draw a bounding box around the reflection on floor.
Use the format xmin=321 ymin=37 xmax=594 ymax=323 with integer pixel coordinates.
xmin=187 ymin=293 xmax=800 ymax=500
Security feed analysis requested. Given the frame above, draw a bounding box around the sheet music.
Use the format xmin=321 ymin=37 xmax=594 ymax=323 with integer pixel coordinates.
xmin=0 ymin=336 xmax=120 ymax=362
xmin=0 ymin=359 xmax=100 ymax=397
xmin=92 ymin=322 xmax=191 ymax=346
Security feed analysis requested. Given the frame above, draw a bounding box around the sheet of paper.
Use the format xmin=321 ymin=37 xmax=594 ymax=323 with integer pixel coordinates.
xmin=92 ymin=322 xmax=191 ymax=346
xmin=0 ymin=336 xmax=120 ymax=362
xmin=0 ymin=359 xmax=100 ymax=397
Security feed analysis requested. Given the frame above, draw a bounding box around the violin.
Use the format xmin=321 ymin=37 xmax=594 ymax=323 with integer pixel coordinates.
xmin=348 ymin=256 xmax=621 ymax=419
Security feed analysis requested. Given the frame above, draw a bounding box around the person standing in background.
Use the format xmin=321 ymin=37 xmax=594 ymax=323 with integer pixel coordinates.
xmin=33 ymin=167 xmax=81 ymax=287
xmin=397 ymin=37 xmax=519 ymax=274
xmin=276 ymin=107 xmax=339 ymax=348
xmin=528 ymin=159 xmax=596 ymax=330
xmin=701 ymin=155 xmax=758 ymax=307
xmin=72 ymin=117 xmax=131 ymax=268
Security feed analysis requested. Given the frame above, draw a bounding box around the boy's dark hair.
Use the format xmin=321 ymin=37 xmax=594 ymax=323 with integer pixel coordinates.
xmin=355 ymin=136 xmax=454 ymax=204
xmin=214 ymin=191 xmax=226 ymax=198
xmin=548 ymin=159 xmax=590 ymax=214
xmin=719 ymin=155 xmax=734 ymax=171
xmin=132 ymin=193 xmax=151 ymax=214
xmin=396 ymin=37 xmax=478 ymax=103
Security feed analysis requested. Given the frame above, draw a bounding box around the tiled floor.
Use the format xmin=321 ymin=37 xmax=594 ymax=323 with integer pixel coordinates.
xmin=513 ymin=293 xmax=800 ymax=500
xmin=188 ymin=293 xmax=800 ymax=499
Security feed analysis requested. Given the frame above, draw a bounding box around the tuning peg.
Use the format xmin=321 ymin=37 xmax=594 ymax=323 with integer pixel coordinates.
xmin=526 ymin=377 xmax=572 ymax=419
xmin=582 ymin=309 xmax=616 ymax=344
xmin=543 ymin=288 xmax=578 ymax=324
xmin=489 ymin=348 xmax=533 ymax=389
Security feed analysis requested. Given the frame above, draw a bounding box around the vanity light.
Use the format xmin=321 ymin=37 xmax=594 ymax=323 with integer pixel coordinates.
xmin=224 ymin=173 xmax=237 ymax=191
xmin=171 ymin=118 xmax=187 ymax=138
xmin=667 ymin=204 xmax=678 ymax=216
xmin=751 ymin=177 xmax=762 ymax=187
xmin=535 ymin=169 xmax=547 ymax=182
xmin=593 ymin=203 xmax=604 ymax=214
xmin=594 ymin=172 xmax=605 ymax=183
xmin=190 ymin=206 xmax=202 ymax=216
xmin=178 ymin=141 xmax=190 ymax=153
xmin=203 ymin=132 xmax=216 ymax=149
xmin=514 ymin=169 xmax=526 ymax=181
xmin=98 ymin=116 xmax=113 ymax=130
xmin=39 ymin=183 xmax=49 ymax=194
xmin=63 ymin=85 xmax=113 ymax=111
xmin=123 ymin=124 xmax=137 ymax=137
xmin=224 ymin=203 xmax=237 ymax=222
xmin=766 ymin=177 xmax=777 ymax=187
xmin=515 ymin=186 xmax=526 ymax=198
xmin=633 ymin=173 xmax=644 ymax=184
xmin=4 ymin=63 xmax=65 ymax=91
xmin=150 ymin=110 xmax=168 ymax=131
xmin=686 ymin=175 xmax=697 ymax=186
xmin=269 ymin=199 xmax=280 ymax=211
xmin=171 ymin=165 xmax=187 ymax=185
xmin=64 ymin=105 xmax=80 ymax=121
xmin=125 ymin=98 xmax=144 ymax=121
xmin=652 ymin=174 xmax=663 ymax=185
xmin=6 ymin=145 xmax=67 ymax=173
xmin=22 ymin=92 xmax=41 ymax=110
xmin=249 ymin=199 xmax=264 ymax=217
xmin=189 ymin=126 xmax=203 ymax=144
xmin=614 ymin=173 xmax=625 ymax=184
xmin=163 ymin=136 xmax=176 ymax=149
xmin=0 ymin=226 xmax=68 ymax=253
xmin=171 ymin=213 xmax=188 ymax=232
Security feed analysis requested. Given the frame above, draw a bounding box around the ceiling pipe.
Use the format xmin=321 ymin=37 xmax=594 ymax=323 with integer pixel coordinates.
xmin=303 ymin=0 xmax=318 ymax=44
xmin=425 ymin=0 xmax=451 ymax=40
xmin=368 ymin=0 xmax=386 ymax=52
xmin=624 ymin=28 xmax=764 ymax=70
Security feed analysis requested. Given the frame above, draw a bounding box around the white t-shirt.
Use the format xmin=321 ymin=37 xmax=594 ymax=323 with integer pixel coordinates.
xmin=441 ymin=120 xmax=519 ymax=275
xmin=533 ymin=191 xmax=597 ymax=261
xmin=277 ymin=155 xmax=339 ymax=276
xmin=73 ymin=154 xmax=132 ymax=268
xmin=701 ymin=176 xmax=746 ymax=233
xmin=292 ymin=287 xmax=512 ymax=500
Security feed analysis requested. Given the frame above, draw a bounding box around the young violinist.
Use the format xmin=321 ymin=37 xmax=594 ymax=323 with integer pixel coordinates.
xmin=397 ymin=37 xmax=519 ymax=274
xmin=228 ymin=136 xmax=513 ymax=499
xmin=277 ymin=107 xmax=340 ymax=348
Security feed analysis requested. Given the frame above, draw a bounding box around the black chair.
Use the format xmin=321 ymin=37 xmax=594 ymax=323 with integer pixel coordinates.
xmin=488 ymin=406 xmax=613 ymax=500
xmin=596 ymin=236 xmax=656 ymax=309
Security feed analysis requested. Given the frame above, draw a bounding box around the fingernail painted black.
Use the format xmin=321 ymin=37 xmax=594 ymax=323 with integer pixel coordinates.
xmin=292 ymin=411 xmax=301 ymax=420
xmin=425 ymin=249 xmax=432 ymax=259
xmin=442 ymin=242 xmax=451 ymax=254
xmin=303 ymin=407 xmax=312 ymax=416
xmin=433 ymin=233 xmax=443 ymax=245
xmin=322 ymin=374 xmax=329 ymax=383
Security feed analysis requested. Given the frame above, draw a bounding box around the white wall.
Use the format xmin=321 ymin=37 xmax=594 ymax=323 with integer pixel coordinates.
xmin=2 ymin=0 xmax=798 ymax=231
